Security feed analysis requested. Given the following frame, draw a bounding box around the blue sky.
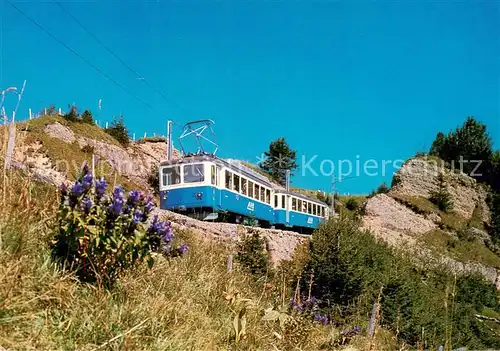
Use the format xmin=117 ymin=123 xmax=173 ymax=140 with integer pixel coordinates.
xmin=1 ymin=0 xmax=499 ymax=194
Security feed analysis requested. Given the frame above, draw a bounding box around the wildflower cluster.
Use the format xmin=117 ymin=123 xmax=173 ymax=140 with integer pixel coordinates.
xmin=341 ymin=325 xmax=362 ymax=337
xmin=289 ymin=296 xmax=331 ymax=325
xmin=52 ymin=163 xmax=187 ymax=286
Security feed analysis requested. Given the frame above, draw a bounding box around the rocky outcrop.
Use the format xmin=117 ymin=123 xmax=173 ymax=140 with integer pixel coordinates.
xmin=43 ymin=122 xmax=75 ymax=144
xmin=362 ymin=194 xmax=436 ymax=246
xmin=361 ymin=157 xmax=499 ymax=289
xmin=10 ymin=122 xmax=180 ymax=189
xmin=153 ymin=209 xmax=308 ymax=264
xmin=391 ymin=157 xmax=490 ymax=222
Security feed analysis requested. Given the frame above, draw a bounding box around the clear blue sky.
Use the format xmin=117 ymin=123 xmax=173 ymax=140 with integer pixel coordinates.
xmin=1 ymin=0 xmax=499 ymax=194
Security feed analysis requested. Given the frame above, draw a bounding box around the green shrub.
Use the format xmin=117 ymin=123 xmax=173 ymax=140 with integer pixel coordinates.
xmin=64 ymin=105 xmax=79 ymax=122
xmin=490 ymin=193 xmax=500 ymax=243
xmin=368 ymin=182 xmax=390 ymax=197
xmin=80 ymin=144 xmax=94 ymax=154
xmin=429 ymin=173 xmax=454 ymax=213
xmin=105 ymin=116 xmax=130 ymax=147
xmin=51 ymin=164 xmax=187 ymax=286
xmin=306 ymin=215 xmax=500 ymax=349
xmin=308 ymin=216 xmax=394 ymax=309
xmin=236 ymin=230 xmax=269 ymax=276
xmin=344 ymin=198 xmax=358 ymax=211
xmin=81 ymin=109 xmax=94 ymax=125
xmin=147 ymin=164 xmax=160 ymax=195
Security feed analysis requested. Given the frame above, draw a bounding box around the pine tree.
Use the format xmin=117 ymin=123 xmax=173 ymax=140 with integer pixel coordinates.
xmin=429 ymin=172 xmax=454 ymax=213
xmin=64 ymin=105 xmax=79 ymax=122
xmin=81 ymin=110 xmax=94 ymax=125
xmin=259 ymin=137 xmax=297 ymax=186
xmin=105 ymin=116 xmax=130 ymax=147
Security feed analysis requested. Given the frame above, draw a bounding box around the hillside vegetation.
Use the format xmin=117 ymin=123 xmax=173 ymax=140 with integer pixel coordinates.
xmin=1 ymin=113 xmax=500 ymax=350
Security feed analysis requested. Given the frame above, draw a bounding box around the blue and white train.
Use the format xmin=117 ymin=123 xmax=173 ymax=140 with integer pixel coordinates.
xmin=159 ymin=154 xmax=329 ymax=233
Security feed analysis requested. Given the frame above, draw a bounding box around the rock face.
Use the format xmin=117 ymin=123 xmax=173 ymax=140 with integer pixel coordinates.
xmin=391 ymin=158 xmax=490 ymax=222
xmin=44 ymin=122 xmax=76 ymax=144
xmin=361 ymin=157 xmax=499 ymax=289
xmin=362 ymin=194 xmax=436 ymax=246
xmin=153 ymin=208 xmax=308 ymax=264
xmin=13 ymin=134 xmax=66 ymax=185
xmin=12 ymin=122 xmax=180 ymax=189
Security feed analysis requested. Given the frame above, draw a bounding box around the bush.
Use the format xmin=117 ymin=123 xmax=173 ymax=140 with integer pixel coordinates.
xmin=105 ymin=116 xmax=130 ymax=146
xmin=368 ymin=182 xmax=390 ymax=198
xmin=307 ymin=216 xmax=500 ymax=349
xmin=429 ymin=116 xmax=494 ymax=184
xmin=81 ymin=109 xmax=94 ymax=125
xmin=64 ymin=105 xmax=79 ymax=122
xmin=51 ymin=164 xmax=187 ymax=286
xmin=81 ymin=144 xmax=94 ymax=154
xmin=344 ymin=198 xmax=358 ymax=211
xmin=429 ymin=173 xmax=454 ymax=213
xmin=308 ymin=216 xmax=394 ymax=309
xmin=236 ymin=230 xmax=269 ymax=276
xmin=490 ymin=193 xmax=500 ymax=242
xmin=147 ymin=164 xmax=159 ymax=195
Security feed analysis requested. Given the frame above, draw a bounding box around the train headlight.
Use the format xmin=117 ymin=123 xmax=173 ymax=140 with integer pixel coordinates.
xmin=195 ymin=192 xmax=203 ymax=200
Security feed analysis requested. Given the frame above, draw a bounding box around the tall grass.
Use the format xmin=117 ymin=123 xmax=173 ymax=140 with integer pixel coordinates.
xmin=0 ymin=168 xmax=351 ymax=350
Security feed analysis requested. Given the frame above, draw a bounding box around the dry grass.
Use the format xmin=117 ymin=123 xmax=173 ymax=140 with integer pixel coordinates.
xmin=1 ymin=168 xmax=381 ymax=350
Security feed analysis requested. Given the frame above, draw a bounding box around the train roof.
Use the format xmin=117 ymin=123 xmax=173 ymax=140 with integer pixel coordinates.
xmin=159 ymin=154 xmax=328 ymax=206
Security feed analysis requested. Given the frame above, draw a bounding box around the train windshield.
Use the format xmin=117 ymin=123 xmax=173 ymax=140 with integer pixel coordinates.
xmin=184 ymin=164 xmax=205 ymax=183
xmin=162 ymin=166 xmax=181 ymax=186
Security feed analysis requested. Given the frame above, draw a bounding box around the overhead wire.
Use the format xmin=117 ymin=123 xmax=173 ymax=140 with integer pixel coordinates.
xmin=5 ymin=0 xmax=159 ymax=113
xmin=54 ymin=0 xmax=191 ymax=118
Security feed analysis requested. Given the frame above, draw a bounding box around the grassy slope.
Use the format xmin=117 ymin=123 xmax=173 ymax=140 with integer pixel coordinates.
xmin=5 ymin=116 xmax=138 ymax=190
xmin=1 ymin=168 xmax=398 ymax=350
xmin=390 ymin=193 xmax=500 ymax=268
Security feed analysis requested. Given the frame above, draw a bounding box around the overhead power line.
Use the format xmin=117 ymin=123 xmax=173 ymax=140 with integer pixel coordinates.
xmin=5 ymin=0 xmax=157 ymax=113
xmin=54 ymin=0 xmax=190 ymax=117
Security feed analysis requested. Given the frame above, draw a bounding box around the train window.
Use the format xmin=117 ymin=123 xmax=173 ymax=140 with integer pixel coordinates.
xmin=241 ymin=178 xmax=247 ymax=195
xmin=162 ymin=166 xmax=181 ymax=186
xmin=211 ymin=165 xmax=216 ymax=185
xmin=225 ymin=171 xmax=232 ymax=189
xmin=313 ymin=204 xmax=317 ymax=216
xmin=255 ymin=184 xmax=260 ymax=200
xmin=184 ymin=164 xmax=205 ymax=183
xmin=281 ymin=195 xmax=286 ymax=209
xmin=248 ymin=181 xmax=254 ymax=198
xmin=292 ymin=198 xmax=297 ymax=211
xmin=297 ymin=199 xmax=302 ymax=212
xmin=266 ymin=189 xmax=270 ymax=204
xmin=274 ymin=195 xmax=278 ymax=207
xmin=233 ymin=174 xmax=240 ymax=192
xmin=321 ymin=206 xmax=325 ymax=217
xmin=307 ymin=202 xmax=312 ymax=214
xmin=260 ymin=187 xmax=265 ymax=202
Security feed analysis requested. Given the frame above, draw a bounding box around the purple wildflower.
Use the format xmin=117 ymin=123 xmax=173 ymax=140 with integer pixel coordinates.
xmin=144 ymin=195 xmax=155 ymax=214
xmin=109 ymin=186 xmax=125 ymax=216
xmin=128 ymin=190 xmax=142 ymax=205
xmin=177 ymin=244 xmax=189 ymax=254
xmin=313 ymin=313 xmax=329 ymax=325
xmin=70 ymin=182 xmax=84 ymax=197
xmin=95 ymin=177 xmax=107 ymax=199
xmin=305 ymin=297 xmax=318 ymax=308
xmin=341 ymin=326 xmax=362 ymax=336
xmin=148 ymin=216 xmax=174 ymax=242
xmin=82 ymin=162 xmax=90 ymax=175
xmin=59 ymin=183 xmax=68 ymax=196
xmin=133 ymin=209 xmax=144 ymax=224
xmin=82 ymin=173 xmax=93 ymax=190
xmin=81 ymin=197 xmax=93 ymax=213
xmin=161 ymin=222 xmax=174 ymax=243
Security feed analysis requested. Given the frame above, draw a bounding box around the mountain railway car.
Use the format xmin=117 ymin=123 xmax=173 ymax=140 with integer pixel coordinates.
xmin=159 ymin=154 xmax=329 ymax=233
